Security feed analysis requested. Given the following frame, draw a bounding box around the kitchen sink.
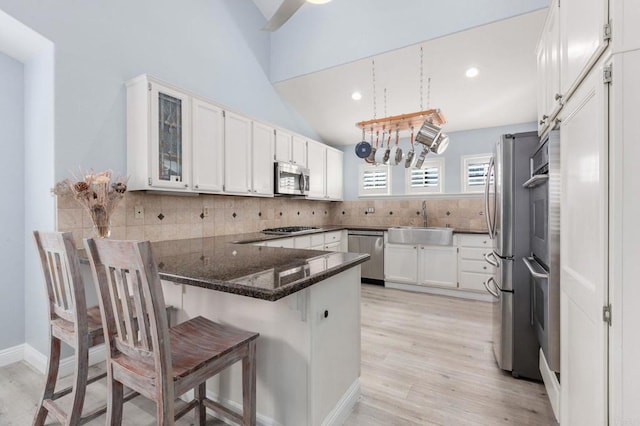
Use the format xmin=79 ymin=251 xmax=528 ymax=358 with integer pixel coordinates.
xmin=387 ymin=226 xmax=454 ymax=246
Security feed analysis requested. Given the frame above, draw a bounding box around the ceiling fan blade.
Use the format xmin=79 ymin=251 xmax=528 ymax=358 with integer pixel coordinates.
xmin=262 ymin=0 xmax=306 ymax=31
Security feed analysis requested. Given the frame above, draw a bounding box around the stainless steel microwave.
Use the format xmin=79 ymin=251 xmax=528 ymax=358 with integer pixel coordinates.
xmin=274 ymin=162 xmax=309 ymax=196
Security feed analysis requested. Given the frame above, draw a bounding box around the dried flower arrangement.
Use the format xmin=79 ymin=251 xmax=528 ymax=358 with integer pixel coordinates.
xmin=54 ymin=169 xmax=128 ymax=238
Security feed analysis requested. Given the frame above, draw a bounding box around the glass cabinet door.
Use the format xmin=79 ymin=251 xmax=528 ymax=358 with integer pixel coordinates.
xmin=149 ymin=83 xmax=191 ymax=189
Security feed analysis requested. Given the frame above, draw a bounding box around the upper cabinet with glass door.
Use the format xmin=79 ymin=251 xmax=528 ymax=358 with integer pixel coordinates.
xmin=127 ymin=75 xmax=192 ymax=191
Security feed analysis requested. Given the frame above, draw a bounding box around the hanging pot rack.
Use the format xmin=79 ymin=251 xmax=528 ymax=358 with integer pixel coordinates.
xmin=355 ymin=108 xmax=447 ymax=134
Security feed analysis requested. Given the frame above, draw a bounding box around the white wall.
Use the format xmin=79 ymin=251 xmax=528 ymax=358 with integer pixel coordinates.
xmin=340 ymin=122 xmax=537 ymax=200
xmin=0 ymin=51 xmax=25 ymax=350
xmin=0 ymin=0 xmax=316 ymax=355
xmin=269 ymin=0 xmax=549 ymax=82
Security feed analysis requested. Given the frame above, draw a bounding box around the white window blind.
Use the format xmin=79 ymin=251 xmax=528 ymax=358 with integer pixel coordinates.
xmin=405 ymin=158 xmax=444 ymax=194
xmin=462 ymin=154 xmax=493 ymax=192
xmin=359 ymin=164 xmax=391 ymax=196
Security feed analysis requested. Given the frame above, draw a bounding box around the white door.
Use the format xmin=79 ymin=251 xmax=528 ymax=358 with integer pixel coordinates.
xmin=384 ymin=244 xmax=418 ymax=284
xmin=251 ymin=121 xmax=274 ymax=196
xmin=291 ymin=135 xmax=307 ymax=167
xmin=274 ymin=128 xmax=291 ymax=163
xmin=325 ymin=148 xmax=343 ymax=200
xmin=559 ymin=56 xmax=610 ymax=426
xmin=223 ymin=111 xmax=251 ymax=194
xmin=418 ymin=246 xmax=457 ymax=288
xmin=192 ymin=99 xmax=224 ymax=192
xmin=560 ymin=0 xmax=609 ymax=98
xmin=306 ymin=141 xmax=326 ymax=199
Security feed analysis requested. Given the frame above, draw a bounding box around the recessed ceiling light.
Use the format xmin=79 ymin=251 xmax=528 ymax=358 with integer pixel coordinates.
xmin=466 ymin=67 xmax=479 ymax=78
xmin=307 ymin=0 xmax=332 ymax=4
xmin=351 ymin=91 xmax=362 ymax=101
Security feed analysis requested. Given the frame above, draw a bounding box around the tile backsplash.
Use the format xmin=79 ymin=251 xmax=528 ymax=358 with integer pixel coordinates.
xmin=57 ymin=192 xmax=487 ymax=247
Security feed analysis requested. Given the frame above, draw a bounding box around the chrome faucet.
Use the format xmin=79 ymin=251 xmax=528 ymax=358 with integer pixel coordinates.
xmin=421 ymin=201 xmax=428 ymax=227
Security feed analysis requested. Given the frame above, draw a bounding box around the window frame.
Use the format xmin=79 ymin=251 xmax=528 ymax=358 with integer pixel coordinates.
xmin=461 ymin=154 xmax=493 ymax=193
xmin=358 ymin=164 xmax=392 ymax=197
xmin=404 ymin=157 xmax=445 ymax=195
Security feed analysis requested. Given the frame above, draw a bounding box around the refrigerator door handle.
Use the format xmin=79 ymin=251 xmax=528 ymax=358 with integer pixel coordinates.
xmin=484 ymin=156 xmax=496 ymax=239
xmin=483 ymin=277 xmax=500 ymax=298
xmin=484 ymin=252 xmax=500 ymax=268
xmin=522 ymin=257 xmax=549 ymax=279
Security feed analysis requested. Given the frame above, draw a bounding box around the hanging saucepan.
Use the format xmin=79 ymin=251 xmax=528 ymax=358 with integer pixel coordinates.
xmin=389 ymin=128 xmax=403 ymax=165
xmin=355 ymin=128 xmax=372 ymax=158
xmin=375 ymin=129 xmax=388 ymax=164
xmin=382 ymin=130 xmax=392 ymax=164
xmin=405 ymin=127 xmax=416 ymax=168
xmin=430 ymin=132 xmax=450 ymax=154
xmin=414 ymin=120 xmax=442 ymax=151
xmin=365 ymin=130 xmax=378 ymax=163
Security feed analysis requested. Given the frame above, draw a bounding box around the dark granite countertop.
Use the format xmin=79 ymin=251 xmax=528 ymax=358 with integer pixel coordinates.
xmin=149 ymin=236 xmax=369 ymax=302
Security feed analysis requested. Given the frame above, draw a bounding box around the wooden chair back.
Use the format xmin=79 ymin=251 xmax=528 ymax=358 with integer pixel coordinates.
xmin=33 ymin=231 xmax=88 ymax=335
xmin=84 ymin=238 xmax=172 ymax=381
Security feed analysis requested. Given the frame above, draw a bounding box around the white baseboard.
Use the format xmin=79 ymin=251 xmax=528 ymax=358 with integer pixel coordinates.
xmin=539 ymin=348 xmax=560 ymax=422
xmin=385 ymin=282 xmax=493 ymax=302
xmin=23 ymin=343 xmax=106 ymax=377
xmin=321 ymin=378 xmax=361 ymax=426
xmin=0 ymin=344 xmax=25 ymax=367
xmin=179 ymin=390 xmax=283 ymax=426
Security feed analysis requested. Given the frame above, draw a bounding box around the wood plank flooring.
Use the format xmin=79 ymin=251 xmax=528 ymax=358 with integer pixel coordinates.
xmin=0 ymin=284 xmax=556 ymax=425
xmin=345 ymin=284 xmax=557 ymax=426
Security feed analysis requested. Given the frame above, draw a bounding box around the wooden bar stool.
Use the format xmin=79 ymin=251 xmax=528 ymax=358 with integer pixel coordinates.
xmin=32 ymin=231 xmax=108 ymax=425
xmin=84 ymin=237 xmax=259 ymax=426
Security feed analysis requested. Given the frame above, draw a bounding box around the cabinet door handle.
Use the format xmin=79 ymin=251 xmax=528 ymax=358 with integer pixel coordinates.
xmin=555 ymin=93 xmax=563 ymax=101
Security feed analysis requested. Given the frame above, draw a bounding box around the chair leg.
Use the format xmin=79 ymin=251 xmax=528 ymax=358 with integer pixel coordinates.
xmin=242 ymin=341 xmax=257 ymax=426
xmin=32 ymin=336 xmax=61 ymax=426
xmin=194 ymin=382 xmax=206 ymax=426
xmin=105 ymin=368 xmax=124 ymax=426
xmin=66 ymin=338 xmax=90 ymax=425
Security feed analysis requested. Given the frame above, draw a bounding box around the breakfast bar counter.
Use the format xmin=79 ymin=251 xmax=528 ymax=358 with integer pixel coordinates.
xmin=144 ymin=234 xmax=367 ymax=426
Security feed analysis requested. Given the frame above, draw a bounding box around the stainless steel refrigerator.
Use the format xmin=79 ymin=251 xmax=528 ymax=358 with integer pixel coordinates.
xmin=483 ymin=132 xmax=541 ymax=380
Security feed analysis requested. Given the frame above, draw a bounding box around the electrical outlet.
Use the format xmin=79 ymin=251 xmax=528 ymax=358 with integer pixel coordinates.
xmin=203 ymin=207 xmax=210 ymax=217
xmin=134 ymin=206 xmax=144 ymax=219
xmin=367 ymin=207 xmax=375 ymax=213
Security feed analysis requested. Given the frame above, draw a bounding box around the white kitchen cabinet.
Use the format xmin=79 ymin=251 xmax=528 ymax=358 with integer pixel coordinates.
xmin=251 ymin=121 xmax=275 ymax=196
xmin=418 ymin=245 xmax=457 ymax=288
xmin=307 ymin=141 xmax=344 ymax=201
xmin=293 ymin=235 xmax=311 ymax=249
xmin=326 ymin=148 xmax=344 ymax=200
xmin=223 ymin=113 xmax=274 ymax=196
xmin=192 ymin=98 xmax=224 ymax=193
xmin=127 ymin=75 xmax=192 ymax=191
xmin=456 ymin=234 xmax=494 ymax=292
xmin=559 ymin=53 xmax=610 ymax=426
xmin=223 ymin=111 xmax=252 ymax=194
xmin=612 ymin=0 xmax=640 ymax=53
xmin=384 ymin=243 xmax=418 ymax=284
xmin=560 ymin=0 xmax=609 ymax=101
xmin=536 ymin=0 xmax=561 ymax=135
xmin=265 ymin=238 xmax=294 ymax=249
xmin=275 ymin=129 xmax=307 ymax=167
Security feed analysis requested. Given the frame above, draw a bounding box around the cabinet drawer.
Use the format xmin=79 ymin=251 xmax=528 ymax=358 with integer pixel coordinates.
xmin=458 ymin=271 xmax=493 ymax=292
xmin=459 ymin=247 xmax=492 ymax=261
xmin=310 ymin=233 xmax=325 ymax=247
xmin=458 ymin=234 xmax=491 ymax=248
xmin=459 ymin=259 xmax=493 ymax=274
xmin=294 ymin=235 xmax=311 ymax=249
xmin=324 ymin=231 xmax=342 ymax=243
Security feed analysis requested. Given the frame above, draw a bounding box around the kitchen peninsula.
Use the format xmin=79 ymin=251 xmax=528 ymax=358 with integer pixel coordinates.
xmin=149 ymin=233 xmax=369 ymax=426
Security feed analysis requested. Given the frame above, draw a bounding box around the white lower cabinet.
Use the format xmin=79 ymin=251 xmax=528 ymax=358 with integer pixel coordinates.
xmin=418 ymin=246 xmax=457 ymax=288
xmin=384 ymin=244 xmax=419 ymax=284
xmin=385 ymin=233 xmax=492 ymax=298
xmin=456 ymin=234 xmax=494 ymax=292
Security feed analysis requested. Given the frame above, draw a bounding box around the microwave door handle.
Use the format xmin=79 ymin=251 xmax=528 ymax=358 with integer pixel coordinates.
xmin=298 ymin=174 xmax=304 ymax=194
xmin=304 ymin=174 xmax=309 ymax=191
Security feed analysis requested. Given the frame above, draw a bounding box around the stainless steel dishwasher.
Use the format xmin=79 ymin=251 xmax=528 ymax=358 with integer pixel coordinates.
xmin=347 ymin=230 xmax=384 ymax=285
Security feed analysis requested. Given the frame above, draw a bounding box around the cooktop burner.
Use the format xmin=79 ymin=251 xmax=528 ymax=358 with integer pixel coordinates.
xmin=261 ymin=226 xmax=320 ymax=235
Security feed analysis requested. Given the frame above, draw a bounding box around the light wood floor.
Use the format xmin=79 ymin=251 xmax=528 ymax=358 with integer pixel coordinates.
xmin=345 ymin=284 xmax=557 ymax=426
xmin=0 ymin=284 xmax=556 ymax=425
